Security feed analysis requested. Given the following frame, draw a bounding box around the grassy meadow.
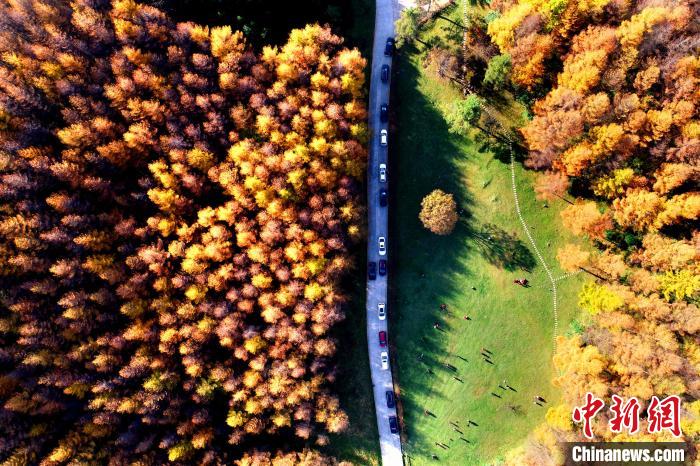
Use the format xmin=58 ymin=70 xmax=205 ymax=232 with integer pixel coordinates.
xmin=389 ymin=4 xmax=587 ymax=463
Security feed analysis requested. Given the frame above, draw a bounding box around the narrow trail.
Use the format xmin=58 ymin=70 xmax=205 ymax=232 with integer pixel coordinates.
xmin=554 ymin=270 xmax=583 ymax=283
xmin=508 ymin=153 xmax=559 ymax=352
xmin=459 ymin=68 xmax=562 ymax=351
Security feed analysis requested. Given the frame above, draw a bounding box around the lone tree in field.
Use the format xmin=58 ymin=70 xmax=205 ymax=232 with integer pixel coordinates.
xmin=419 ymin=189 xmax=459 ymax=235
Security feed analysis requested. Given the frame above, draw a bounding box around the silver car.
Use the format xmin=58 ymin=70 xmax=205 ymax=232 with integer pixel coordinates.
xmin=380 ymin=129 xmax=388 ymax=146
xmin=378 ymin=236 xmax=386 ymax=255
xmin=381 ymin=351 xmax=389 ymax=370
xmin=379 ymin=163 xmax=387 ymax=182
xmin=378 ymin=303 xmax=386 ymax=320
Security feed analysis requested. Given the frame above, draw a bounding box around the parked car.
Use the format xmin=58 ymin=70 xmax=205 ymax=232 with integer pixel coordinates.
xmin=380 ymin=351 xmax=389 ymax=370
xmin=379 ymin=259 xmax=387 ymax=276
xmin=380 ymin=104 xmax=388 ymax=122
xmin=384 ymin=37 xmax=395 ymax=56
xmin=368 ymin=261 xmax=377 ymax=280
xmin=379 ymin=163 xmax=387 ymax=182
xmin=377 ymin=303 xmax=386 ymax=320
xmin=379 ymin=330 xmax=387 ymax=347
xmin=379 ymin=188 xmax=388 ymax=207
xmin=389 ymin=416 xmax=399 ymax=434
xmin=381 ymin=64 xmax=390 ymax=83
xmin=386 ymin=390 xmax=395 ymax=408
xmin=380 ymin=129 xmax=388 ymax=146
xmin=378 ymin=236 xmax=386 ymax=255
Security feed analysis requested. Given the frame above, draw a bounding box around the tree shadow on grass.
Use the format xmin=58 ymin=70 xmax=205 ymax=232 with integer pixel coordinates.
xmin=474 ymin=129 xmax=527 ymax=164
xmin=470 ymin=223 xmax=536 ymax=272
xmin=387 ymin=47 xmax=545 ymax=462
xmin=389 ymin=51 xmax=478 ymax=460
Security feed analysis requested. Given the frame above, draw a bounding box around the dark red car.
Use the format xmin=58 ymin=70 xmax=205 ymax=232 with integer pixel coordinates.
xmin=379 ymin=330 xmax=387 ymax=347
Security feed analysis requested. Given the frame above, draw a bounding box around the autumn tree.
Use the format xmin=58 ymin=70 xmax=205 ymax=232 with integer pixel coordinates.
xmin=534 ymin=171 xmax=573 ymax=205
xmin=419 ymin=189 xmax=459 ymax=235
xmin=235 ymin=449 xmax=352 ymax=466
xmin=560 ymin=201 xmax=612 ymax=240
xmin=557 ymin=244 xmax=589 ymax=272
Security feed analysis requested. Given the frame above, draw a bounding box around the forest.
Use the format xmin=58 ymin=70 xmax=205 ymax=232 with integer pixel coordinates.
xmin=0 ymin=0 xmax=366 ymax=464
xmin=484 ymin=0 xmax=700 ymax=461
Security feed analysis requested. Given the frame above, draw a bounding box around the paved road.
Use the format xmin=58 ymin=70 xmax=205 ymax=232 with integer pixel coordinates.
xmin=366 ymin=1 xmax=404 ymax=465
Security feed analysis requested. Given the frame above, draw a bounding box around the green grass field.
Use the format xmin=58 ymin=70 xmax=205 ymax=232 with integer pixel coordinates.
xmin=389 ymin=10 xmax=587 ymax=465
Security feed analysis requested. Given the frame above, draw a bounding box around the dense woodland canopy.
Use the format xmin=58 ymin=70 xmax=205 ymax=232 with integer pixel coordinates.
xmin=0 ymin=0 xmax=367 ymax=464
xmin=484 ymin=0 xmax=700 ymax=462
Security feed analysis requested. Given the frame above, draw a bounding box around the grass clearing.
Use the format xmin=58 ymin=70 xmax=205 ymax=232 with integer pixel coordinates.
xmin=389 ymin=14 xmax=587 ymax=465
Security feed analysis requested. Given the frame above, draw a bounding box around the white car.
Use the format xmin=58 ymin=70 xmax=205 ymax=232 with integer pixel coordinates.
xmin=378 ymin=303 xmax=386 ymax=320
xmin=379 ymin=163 xmax=387 ymax=183
xmin=380 ymin=129 xmax=388 ymax=146
xmin=378 ymin=236 xmax=386 ymax=255
xmin=381 ymin=351 xmax=389 ymax=370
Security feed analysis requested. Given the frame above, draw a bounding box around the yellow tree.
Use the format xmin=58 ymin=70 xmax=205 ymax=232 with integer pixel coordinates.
xmin=418 ymin=189 xmax=459 ymax=235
